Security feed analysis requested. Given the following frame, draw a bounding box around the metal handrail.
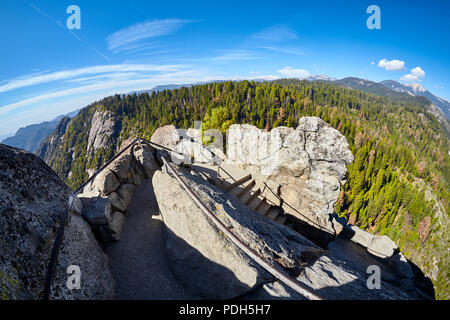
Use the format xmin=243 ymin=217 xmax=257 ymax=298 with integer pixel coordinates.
xmin=42 ymin=138 xmax=141 ymax=299
xmin=42 ymin=137 xmax=219 ymax=300
xmin=161 ymin=156 xmax=324 ymax=300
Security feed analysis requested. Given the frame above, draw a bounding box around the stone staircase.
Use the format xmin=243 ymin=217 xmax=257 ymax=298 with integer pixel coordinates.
xmin=190 ymin=163 xmax=290 ymax=227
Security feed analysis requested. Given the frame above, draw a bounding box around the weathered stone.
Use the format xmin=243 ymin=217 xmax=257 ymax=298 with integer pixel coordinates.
xmin=0 ymin=144 xmax=114 ymax=300
xmin=87 ymin=109 xmax=119 ymax=155
xmin=345 ymin=224 xmax=374 ymax=248
xmin=108 ymin=192 xmax=127 ymax=213
xmin=225 ymin=117 xmax=354 ymax=242
xmin=134 ymin=144 xmax=160 ymax=178
xmin=70 ymin=195 xmax=83 ymax=216
xmin=150 ymin=124 xmax=181 ymax=149
xmin=367 ymin=235 xmax=398 ymax=258
xmin=108 ymin=154 xmax=132 ymax=183
xmin=97 ymin=211 xmax=125 ymax=242
xmin=117 ymin=184 xmax=135 ymax=207
xmin=153 ymin=167 xmax=322 ymax=299
xmin=82 ymin=197 xmax=112 ymax=225
xmin=92 ymin=169 xmax=119 ymax=195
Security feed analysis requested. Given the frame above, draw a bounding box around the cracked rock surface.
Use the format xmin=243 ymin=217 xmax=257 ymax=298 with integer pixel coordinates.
xmin=226 ymin=117 xmax=354 ymax=242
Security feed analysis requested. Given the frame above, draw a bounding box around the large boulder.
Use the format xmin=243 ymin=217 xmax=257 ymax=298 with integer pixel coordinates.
xmin=150 ymin=125 xmax=181 ymax=150
xmin=133 ymin=144 xmax=160 ymax=178
xmin=152 ymin=165 xmax=420 ymax=300
xmin=226 ymin=117 xmax=354 ymax=243
xmin=0 ymin=144 xmax=114 ymax=299
xmin=153 ymin=166 xmax=325 ymax=299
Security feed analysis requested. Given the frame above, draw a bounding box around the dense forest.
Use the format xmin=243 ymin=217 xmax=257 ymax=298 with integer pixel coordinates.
xmin=38 ymin=79 xmax=449 ymax=298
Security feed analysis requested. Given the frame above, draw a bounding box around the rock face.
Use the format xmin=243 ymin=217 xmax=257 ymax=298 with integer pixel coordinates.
xmin=87 ymin=109 xmax=120 ymax=156
xmin=152 ymin=165 xmax=420 ymax=300
xmin=0 ymin=144 xmax=114 ymax=299
xmin=226 ymin=117 xmax=354 ymax=243
xmin=77 ymin=143 xmax=160 ymax=243
xmin=35 ymin=116 xmax=71 ymax=163
xmin=153 ymin=167 xmax=322 ymax=299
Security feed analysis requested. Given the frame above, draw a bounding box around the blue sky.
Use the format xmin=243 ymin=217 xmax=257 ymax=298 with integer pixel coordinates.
xmin=0 ymin=0 xmax=449 ymax=138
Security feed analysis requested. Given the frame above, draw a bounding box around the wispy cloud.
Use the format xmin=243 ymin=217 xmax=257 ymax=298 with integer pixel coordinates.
xmin=106 ymin=19 xmax=194 ymax=53
xmin=377 ymin=58 xmax=405 ymax=71
xmin=29 ymin=3 xmax=110 ymax=62
xmin=258 ymin=46 xmax=304 ymax=56
xmin=278 ymin=66 xmax=310 ymax=78
xmin=253 ymin=25 xmax=298 ymax=42
xmin=0 ymin=64 xmax=185 ymax=93
xmin=212 ymin=50 xmax=260 ymax=61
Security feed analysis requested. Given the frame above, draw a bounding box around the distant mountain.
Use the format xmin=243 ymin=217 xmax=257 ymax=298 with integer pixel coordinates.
xmin=304 ymin=76 xmax=449 ymax=130
xmin=381 ymin=80 xmax=450 ymax=119
xmin=1 ymin=109 xmax=80 ymax=152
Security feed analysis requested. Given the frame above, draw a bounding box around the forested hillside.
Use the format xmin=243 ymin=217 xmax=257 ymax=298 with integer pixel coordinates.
xmin=38 ymin=80 xmax=449 ymax=298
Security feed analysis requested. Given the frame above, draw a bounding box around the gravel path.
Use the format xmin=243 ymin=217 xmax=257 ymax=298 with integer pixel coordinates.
xmin=105 ymin=179 xmax=199 ymax=300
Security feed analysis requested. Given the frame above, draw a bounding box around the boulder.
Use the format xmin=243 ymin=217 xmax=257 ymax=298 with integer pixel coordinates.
xmin=133 ymin=144 xmax=160 ymax=178
xmin=344 ymin=224 xmax=374 ymax=248
xmin=108 ymin=153 xmax=132 ymax=183
xmin=82 ymin=196 xmax=112 ymax=225
xmin=153 ymin=167 xmax=323 ymax=299
xmin=108 ymin=192 xmax=127 ymax=213
xmin=96 ymin=211 xmax=125 ymax=242
xmin=367 ymin=235 xmax=398 ymax=259
xmin=225 ymin=117 xmax=354 ymax=243
xmin=92 ymin=169 xmax=119 ymax=195
xmin=150 ymin=125 xmax=181 ymax=150
xmin=0 ymin=144 xmax=114 ymax=299
xmin=117 ymin=184 xmax=135 ymax=207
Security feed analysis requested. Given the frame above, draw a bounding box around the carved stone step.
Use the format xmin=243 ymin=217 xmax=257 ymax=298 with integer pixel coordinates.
xmin=224 ymin=174 xmax=252 ymax=191
xmin=245 ymin=188 xmax=261 ymax=206
xmin=265 ymin=207 xmax=279 ymax=221
xmin=236 ymin=179 xmax=255 ymax=199
xmin=275 ymin=214 xmax=287 ymax=225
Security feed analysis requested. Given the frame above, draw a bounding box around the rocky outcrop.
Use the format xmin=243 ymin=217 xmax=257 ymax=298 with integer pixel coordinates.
xmin=150 ymin=124 xmax=225 ymax=165
xmin=77 ymin=143 xmax=160 ymax=243
xmin=0 ymin=144 xmax=114 ymax=299
xmin=226 ymin=117 xmax=354 ymax=243
xmin=87 ymin=109 xmax=121 ymax=156
xmin=152 ymin=165 xmax=420 ymax=300
xmin=153 ymin=166 xmax=322 ymax=299
xmin=35 ymin=116 xmax=71 ymax=163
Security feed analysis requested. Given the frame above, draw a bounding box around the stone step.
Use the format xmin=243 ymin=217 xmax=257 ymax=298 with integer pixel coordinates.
xmin=245 ymin=188 xmax=261 ymax=206
xmin=265 ymin=207 xmax=280 ymax=221
xmin=224 ymin=174 xmax=252 ymax=191
xmin=248 ymin=194 xmax=264 ymax=211
xmin=275 ymin=214 xmax=287 ymax=225
xmin=236 ymin=180 xmax=256 ymax=199
xmin=258 ymin=201 xmax=272 ymax=216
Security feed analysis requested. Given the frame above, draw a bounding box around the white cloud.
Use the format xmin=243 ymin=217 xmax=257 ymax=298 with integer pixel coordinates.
xmin=411 ymin=66 xmax=425 ymax=78
xmin=400 ymin=74 xmax=419 ymax=81
xmin=401 ymin=66 xmax=426 ymax=82
xmin=377 ymin=58 xmax=405 ymax=71
xmin=106 ymin=19 xmax=193 ymax=52
xmin=253 ymin=25 xmax=298 ymax=42
xmin=278 ymin=66 xmax=310 ymax=78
